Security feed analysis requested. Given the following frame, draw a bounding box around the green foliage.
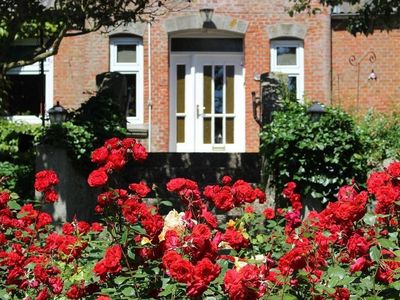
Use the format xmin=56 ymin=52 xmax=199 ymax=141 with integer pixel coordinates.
xmin=37 ymin=122 xmax=95 ymax=174
xmin=260 ymin=100 xmax=367 ymax=204
xmin=38 ymin=91 xmax=128 ymax=174
xmin=73 ymin=94 xmax=127 ymax=144
xmin=288 ymin=0 xmax=400 ymax=35
xmin=358 ymin=111 xmax=400 ymax=169
xmin=0 ymin=120 xmax=39 ymax=198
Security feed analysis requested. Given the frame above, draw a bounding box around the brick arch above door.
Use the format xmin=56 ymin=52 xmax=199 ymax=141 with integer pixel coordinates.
xmin=162 ymin=14 xmax=249 ymax=34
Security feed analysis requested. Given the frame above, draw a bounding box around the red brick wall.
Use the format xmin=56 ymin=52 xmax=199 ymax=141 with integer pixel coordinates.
xmin=54 ymin=31 xmax=109 ymax=108
xmin=331 ymin=29 xmax=400 ymax=114
xmin=53 ymin=0 xmax=332 ymax=152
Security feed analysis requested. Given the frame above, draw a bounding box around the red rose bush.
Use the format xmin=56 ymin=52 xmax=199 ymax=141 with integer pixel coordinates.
xmin=0 ymin=137 xmax=399 ymax=299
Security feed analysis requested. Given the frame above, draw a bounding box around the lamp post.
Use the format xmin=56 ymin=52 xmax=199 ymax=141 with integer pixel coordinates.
xmin=307 ymin=102 xmax=326 ymax=121
xmin=48 ymin=101 xmax=67 ymax=125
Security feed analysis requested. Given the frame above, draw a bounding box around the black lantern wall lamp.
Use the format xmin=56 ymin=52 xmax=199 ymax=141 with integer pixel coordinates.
xmin=307 ymin=102 xmax=326 ymax=121
xmin=47 ymin=101 xmax=67 ymax=125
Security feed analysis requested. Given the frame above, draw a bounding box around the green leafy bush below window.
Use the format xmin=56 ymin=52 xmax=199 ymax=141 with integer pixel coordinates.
xmin=260 ymin=100 xmax=367 ymax=205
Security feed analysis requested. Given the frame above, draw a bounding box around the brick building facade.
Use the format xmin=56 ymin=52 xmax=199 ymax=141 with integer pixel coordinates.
xmin=8 ymin=1 xmax=400 ymax=153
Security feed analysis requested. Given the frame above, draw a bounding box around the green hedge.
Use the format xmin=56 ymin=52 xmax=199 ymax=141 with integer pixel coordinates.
xmin=0 ymin=120 xmax=39 ymax=198
xmin=260 ymin=100 xmax=367 ymax=205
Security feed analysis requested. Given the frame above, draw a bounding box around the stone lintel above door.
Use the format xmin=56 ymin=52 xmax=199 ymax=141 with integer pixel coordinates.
xmin=163 ymin=14 xmax=248 ymax=35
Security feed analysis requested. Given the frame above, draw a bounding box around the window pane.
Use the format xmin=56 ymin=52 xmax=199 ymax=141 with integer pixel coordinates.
xmin=226 ymin=118 xmax=234 ymax=144
xmin=6 ymin=75 xmax=44 ymax=115
xmin=226 ymin=66 xmax=234 ymax=114
xmin=288 ymin=76 xmax=297 ymax=95
xmin=214 ymin=66 xmax=223 ymax=114
xmin=214 ymin=117 xmax=223 ymax=144
xmin=203 ymin=66 xmax=212 ymax=114
xmin=117 ymin=44 xmax=137 ymax=63
xmin=171 ymin=38 xmax=243 ymax=52
xmin=7 ymin=45 xmax=38 ymax=62
xmin=125 ymin=74 xmax=137 ymax=117
xmin=203 ymin=117 xmax=211 ymax=144
xmin=177 ymin=117 xmax=185 ymax=143
xmin=277 ymin=47 xmax=296 ymax=65
xmin=177 ymin=65 xmax=185 ymax=113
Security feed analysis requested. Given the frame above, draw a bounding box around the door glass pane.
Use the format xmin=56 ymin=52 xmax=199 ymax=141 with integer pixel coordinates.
xmin=177 ymin=117 xmax=185 ymax=143
xmin=125 ymin=74 xmax=137 ymax=117
xmin=203 ymin=117 xmax=211 ymax=144
xmin=177 ymin=65 xmax=185 ymax=113
xmin=214 ymin=118 xmax=223 ymax=144
xmin=117 ymin=44 xmax=137 ymax=63
xmin=277 ymin=47 xmax=296 ymax=65
xmin=214 ymin=66 xmax=223 ymax=114
xmin=226 ymin=66 xmax=234 ymax=114
xmin=226 ymin=118 xmax=234 ymax=144
xmin=203 ymin=66 xmax=212 ymax=114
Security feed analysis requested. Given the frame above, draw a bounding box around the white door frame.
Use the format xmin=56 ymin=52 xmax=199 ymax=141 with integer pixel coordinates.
xmin=169 ymin=52 xmax=245 ymax=153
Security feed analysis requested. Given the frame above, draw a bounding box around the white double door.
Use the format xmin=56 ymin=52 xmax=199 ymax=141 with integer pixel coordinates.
xmin=170 ymin=53 xmax=245 ymax=152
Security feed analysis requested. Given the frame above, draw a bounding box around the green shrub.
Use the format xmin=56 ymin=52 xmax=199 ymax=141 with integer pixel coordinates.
xmin=0 ymin=120 xmax=39 ymax=198
xmin=358 ymin=111 xmax=400 ymax=169
xmin=37 ymin=122 xmax=95 ymax=174
xmin=260 ymin=100 xmax=367 ymax=205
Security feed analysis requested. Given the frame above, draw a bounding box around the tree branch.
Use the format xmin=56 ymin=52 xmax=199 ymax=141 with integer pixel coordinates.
xmin=2 ymin=24 xmax=68 ymax=74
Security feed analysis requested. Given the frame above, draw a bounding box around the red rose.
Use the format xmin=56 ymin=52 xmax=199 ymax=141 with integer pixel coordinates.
xmin=36 ymin=212 xmax=52 ymax=229
xmin=223 ymin=228 xmax=249 ymax=251
xmin=129 ymin=182 xmax=151 ymax=198
xmin=162 ymin=251 xmax=182 ymax=269
xmin=221 ymin=175 xmax=232 ymax=185
xmin=333 ymin=288 xmax=350 ymax=300
xmin=77 ymin=221 xmax=91 ymax=234
xmin=141 ymin=213 xmax=164 ymax=237
xmin=87 ymin=168 xmax=108 ymax=187
xmin=263 ymin=207 xmax=275 ymax=220
xmin=122 ymin=137 xmax=136 ymax=149
xmin=245 ymin=206 xmax=254 ymax=213
xmin=36 ymin=288 xmax=50 ymax=300
xmin=166 ymin=178 xmax=187 ymax=192
xmin=132 ymin=143 xmax=148 ymax=162
xmin=66 ymin=284 xmax=85 ymax=299
xmin=201 ymin=209 xmax=218 ymax=228
xmin=347 ymin=233 xmax=370 ymax=258
xmin=194 ymin=258 xmax=221 ymax=283
xmin=44 ymin=189 xmax=59 ymax=203
xmin=48 ymin=277 xmax=63 ymax=294
xmin=104 ymin=137 xmax=121 ymax=149
xmin=62 ymin=222 xmax=74 ymax=235
xmin=350 ymin=257 xmax=369 ymax=273
xmin=108 ymin=149 xmax=126 ymax=170
xmin=91 ymin=146 xmax=109 ymax=164
xmin=168 ymin=259 xmax=193 ymax=283
xmin=0 ymin=191 xmax=10 ymax=207
xmin=104 ymin=245 xmax=122 ymax=269
xmin=35 ymin=170 xmax=59 ymax=192
xmin=91 ymin=222 xmax=104 ymax=232
xmin=387 ymin=161 xmax=400 ymax=177
xmin=97 ymin=296 xmax=111 ymax=300
xmin=192 ymin=224 xmax=211 ymax=240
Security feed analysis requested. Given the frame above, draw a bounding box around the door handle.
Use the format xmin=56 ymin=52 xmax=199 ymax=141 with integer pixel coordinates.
xmin=196 ymin=105 xmax=206 ymax=118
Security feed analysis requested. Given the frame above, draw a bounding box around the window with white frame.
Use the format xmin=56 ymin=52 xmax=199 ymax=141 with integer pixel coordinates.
xmin=5 ymin=40 xmax=53 ymax=123
xmin=270 ymin=39 xmax=304 ymax=101
xmin=110 ymin=36 xmax=144 ymax=124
